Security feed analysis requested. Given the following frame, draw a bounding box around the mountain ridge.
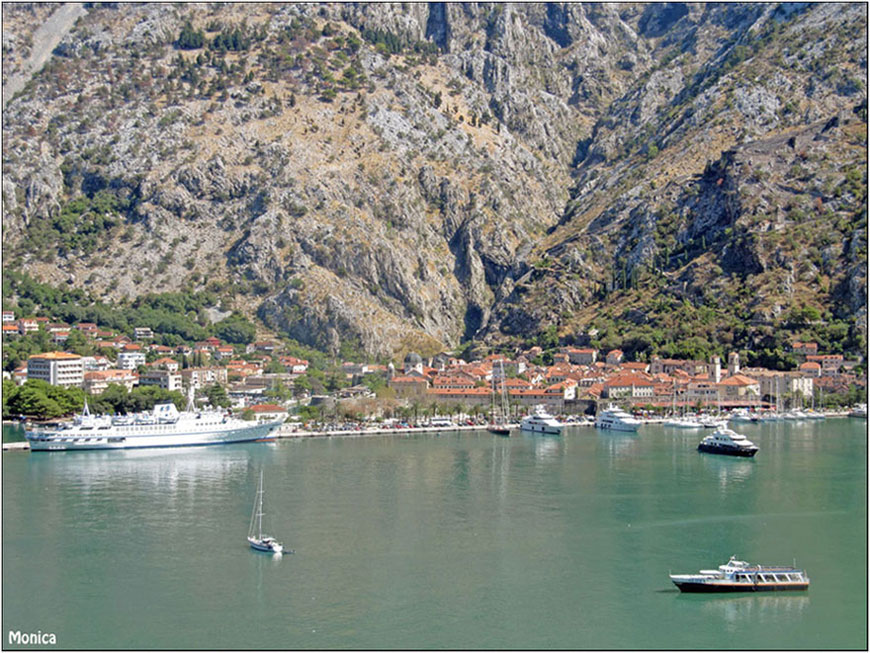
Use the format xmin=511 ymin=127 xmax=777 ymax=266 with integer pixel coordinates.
xmin=2 ymin=2 xmax=866 ymax=363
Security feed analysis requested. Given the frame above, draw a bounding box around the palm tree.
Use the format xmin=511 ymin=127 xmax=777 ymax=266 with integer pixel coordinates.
xmin=410 ymin=399 xmax=422 ymax=426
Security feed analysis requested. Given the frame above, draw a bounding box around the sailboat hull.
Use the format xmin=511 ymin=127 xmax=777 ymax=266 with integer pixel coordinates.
xmin=248 ymin=537 xmax=283 ymax=553
xmin=248 ymin=470 xmax=284 ymax=553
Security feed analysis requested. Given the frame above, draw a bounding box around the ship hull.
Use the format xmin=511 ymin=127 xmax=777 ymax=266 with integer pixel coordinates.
xmin=26 ymin=420 xmax=282 ymax=452
xmin=248 ymin=538 xmax=283 ymax=554
xmin=520 ymin=422 xmax=562 ymax=435
xmin=595 ymin=421 xmax=639 ymax=432
xmin=673 ymin=580 xmax=809 ymax=593
xmin=697 ymin=443 xmax=758 ymax=457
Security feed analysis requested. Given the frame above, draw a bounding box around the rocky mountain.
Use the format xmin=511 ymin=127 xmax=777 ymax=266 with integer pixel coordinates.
xmin=2 ymin=2 xmax=866 ymax=362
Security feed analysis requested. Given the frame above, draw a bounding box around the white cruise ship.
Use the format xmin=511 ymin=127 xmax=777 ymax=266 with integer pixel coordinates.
xmin=520 ymin=405 xmax=563 ymax=435
xmin=26 ymin=400 xmax=284 ymax=451
xmin=594 ymin=404 xmax=642 ymax=432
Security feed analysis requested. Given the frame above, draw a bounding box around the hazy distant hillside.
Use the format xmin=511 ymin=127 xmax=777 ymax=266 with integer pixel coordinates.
xmin=2 ymin=2 xmax=866 ymax=362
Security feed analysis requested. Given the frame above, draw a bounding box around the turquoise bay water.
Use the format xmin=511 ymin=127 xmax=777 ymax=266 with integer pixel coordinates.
xmin=2 ymin=419 xmax=866 ymax=649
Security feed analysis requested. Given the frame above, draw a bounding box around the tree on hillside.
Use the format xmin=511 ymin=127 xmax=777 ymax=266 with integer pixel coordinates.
xmin=5 ymin=383 xmax=64 ymax=419
xmin=2 ymin=379 xmax=17 ymax=416
xmin=214 ymin=313 xmax=256 ymax=344
xmin=176 ymin=23 xmax=205 ymax=50
xmin=204 ymin=383 xmax=231 ymax=408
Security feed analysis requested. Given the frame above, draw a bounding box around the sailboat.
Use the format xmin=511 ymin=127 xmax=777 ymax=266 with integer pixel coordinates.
xmin=662 ymin=380 xmax=702 ymax=428
xmin=487 ymin=360 xmax=512 ymax=436
xmin=248 ymin=469 xmax=284 ymax=554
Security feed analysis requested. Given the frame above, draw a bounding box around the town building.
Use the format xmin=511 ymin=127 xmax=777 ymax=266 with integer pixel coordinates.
xmin=117 ymin=351 xmax=146 ymax=370
xmin=563 ymin=347 xmax=597 ymax=365
xmin=248 ymin=404 xmax=287 ymax=422
xmin=138 ymin=369 xmax=183 ymax=392
xmin=403 ymin=352 xmax=424 ymax=376
xmin=27 ymin=352 xmax=84 ymax=387
xmin=389 ymin=374 xmax=429 ymax=398
xmin=18 ymin=319 xmax=38 ymax=335
xmin=791 ymin=342 xmax=819 ymax=357
xmin=727 ymin=351 xmax=741 ymax=376
xmin=181 ymin=367 xmax=228 ymax=389
xmin=717 ymin=374 xmax=760 ymax=399
xmin=746 ymin=369 xmax=815 ymax=401
xmin=604 ymin=373 xmax=655 ymax=399
xmin=150 ymin=357 xmax=180 ymax=372
xmin=650 ymin=356 xmax=708 ymax=377
xmin=280 ymin=356 xmax=309 ymax=374
xmin=133 ymin=327 xmax=154 ymax=340
xmin=805 ymin=354 xmax=844 ymax=376
xmin=83 ymin=369 xmax=138 ymax=394
xmin=213 ymin=346 xmax=235 ymax=361
xmin=12 ymin=365 xmax=27 ymax=385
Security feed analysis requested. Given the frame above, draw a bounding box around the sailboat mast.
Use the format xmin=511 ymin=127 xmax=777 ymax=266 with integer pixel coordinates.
xmin=258 ymin=469 xmax=264 ymax=539
xmin=499 ymin=360 xmax=509 ymax=422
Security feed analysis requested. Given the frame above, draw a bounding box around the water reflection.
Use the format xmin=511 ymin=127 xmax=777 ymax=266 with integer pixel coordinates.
xmin=490 ymin=440 xmax=512 ymax=500
xmin=681 ymin=593 xmax=810 ymax=631
xmin=522 ymin=433 xmax=563 ymax=461
xmin=596 ymin=431 xmax=638 ymax=457
xmin=699 ymin=454 xmax=755 ymax=490
xmin=26 ymin=445 xmax=252 ymax=495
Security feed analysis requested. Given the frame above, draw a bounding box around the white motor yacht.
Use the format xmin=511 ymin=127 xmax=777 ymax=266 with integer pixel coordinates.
xmin=595 ymin=404 xmax=642 ymax=432
xmin=520 ymin=405 xmax=563 ymax=435
xmin=697 ymin=427 xmax=758 ymax=457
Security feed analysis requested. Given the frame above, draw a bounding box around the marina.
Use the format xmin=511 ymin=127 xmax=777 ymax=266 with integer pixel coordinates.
xmin=2 ymin=418 xmax=865 ymax=649
xmin=2 ymin=410 xmax=859 ymax=451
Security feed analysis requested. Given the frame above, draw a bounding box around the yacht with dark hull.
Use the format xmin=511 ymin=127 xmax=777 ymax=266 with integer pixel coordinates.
xmin=670 ymin=556 xmax=809 ymax=593
xmin=697 ymin=427 xmax=758 ymax=457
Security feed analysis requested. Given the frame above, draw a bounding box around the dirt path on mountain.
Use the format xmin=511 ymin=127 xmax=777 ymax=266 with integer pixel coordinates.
xmin=3 ymin=2 xmax=88 ymax=107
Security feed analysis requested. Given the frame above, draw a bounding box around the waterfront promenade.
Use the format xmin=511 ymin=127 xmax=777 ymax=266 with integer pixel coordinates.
xmin=0 ymin=421 xmax=521 ymax=450
xmin=3 ymin=413 xmax=855 ymax=451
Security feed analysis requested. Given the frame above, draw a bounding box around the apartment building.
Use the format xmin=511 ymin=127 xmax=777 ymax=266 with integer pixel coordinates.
xmin=27 ymin=352 xmax=84 ymax=387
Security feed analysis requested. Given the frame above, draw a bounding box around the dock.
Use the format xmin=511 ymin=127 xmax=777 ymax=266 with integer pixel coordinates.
xmin=2 ymin=441 xmax=30 ymax=451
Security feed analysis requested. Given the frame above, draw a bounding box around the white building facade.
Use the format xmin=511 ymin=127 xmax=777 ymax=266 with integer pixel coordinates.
xmin=27 ymin=352 xmax=84 ymax=387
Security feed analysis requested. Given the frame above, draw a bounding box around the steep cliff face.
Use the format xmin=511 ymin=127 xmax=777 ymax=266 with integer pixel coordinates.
xmin=487 ymin=2 xmax=866 ymax=357
xmin=2 ymin=3 xmax=866 ymax=359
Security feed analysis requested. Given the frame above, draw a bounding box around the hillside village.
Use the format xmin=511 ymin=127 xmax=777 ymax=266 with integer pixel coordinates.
xmin=3 ymin=308 xmax=865 ymax=424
